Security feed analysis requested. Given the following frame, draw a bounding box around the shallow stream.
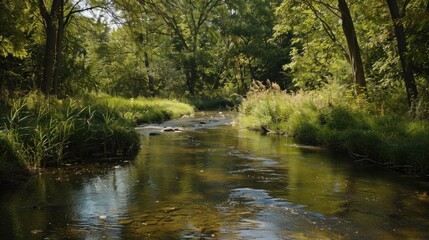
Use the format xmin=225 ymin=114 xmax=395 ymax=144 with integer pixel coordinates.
xmin=1 ymin=112 xmax=428 ymax=239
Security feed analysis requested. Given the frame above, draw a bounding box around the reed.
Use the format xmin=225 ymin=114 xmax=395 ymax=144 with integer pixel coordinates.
xmin=2 ymin=92 xmax=140 ymax=170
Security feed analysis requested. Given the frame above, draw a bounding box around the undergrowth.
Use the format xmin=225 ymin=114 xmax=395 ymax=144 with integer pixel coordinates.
xmin=185 ymin=96 xmax=240 ymax=110
xmin=238 ymin=82 xmax=429 ymax=176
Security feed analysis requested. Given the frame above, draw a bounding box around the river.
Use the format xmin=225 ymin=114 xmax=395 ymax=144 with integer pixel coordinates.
xmin=0 ymin=112 xmax=428 ymax=239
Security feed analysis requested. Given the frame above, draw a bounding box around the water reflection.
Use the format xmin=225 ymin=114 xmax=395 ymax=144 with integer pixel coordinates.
xmin=69 ymin=167 xmax=131 ymax=239
xmin=0 ymin=112 xmax=428 ymax=239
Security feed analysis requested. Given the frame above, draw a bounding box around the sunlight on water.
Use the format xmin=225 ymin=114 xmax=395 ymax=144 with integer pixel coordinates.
xmin=0 ymin=112 xmax=428 ymax=239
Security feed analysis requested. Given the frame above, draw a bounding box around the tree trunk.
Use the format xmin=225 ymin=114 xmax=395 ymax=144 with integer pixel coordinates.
xmin=41 ymin=19 xmax=57 ymax=95
xmin=53 ymin=0 xmax=64 ymax=96
xmin=386 ymin=0 xmax=418 ymax=109
xmin=38 ymin=0 xmax=61 ymax=96
xmin=338 ymin=0 xmax=367 ymax=95
xmin=239 ymin=63 xmax=247 ymax=94
xmin=186 ymin=57 xmax=197 ymax=96
xmin=144 ymin=51 xmax=155 ymax=97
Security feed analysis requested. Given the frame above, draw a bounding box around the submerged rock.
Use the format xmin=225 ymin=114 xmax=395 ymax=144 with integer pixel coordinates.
xmin=163 ymin=127 xmax=175 ymax=132
xmin=161 ymin=207 xmax=178 ymax=213
xmin=149 ymin=132 xmax=161 ymax=136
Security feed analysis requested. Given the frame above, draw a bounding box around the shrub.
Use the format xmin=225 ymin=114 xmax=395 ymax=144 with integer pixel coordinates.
xmin=186 ymin=97 xmax=235 ymax=110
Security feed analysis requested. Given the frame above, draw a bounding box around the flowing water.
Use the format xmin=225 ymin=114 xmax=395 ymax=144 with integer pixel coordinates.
xmin=1 ymin=112 xmax=428 ymax=240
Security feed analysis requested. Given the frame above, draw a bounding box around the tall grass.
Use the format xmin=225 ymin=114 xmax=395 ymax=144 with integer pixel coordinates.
xmin=238 ymin=83 xmax=429 ymax=175
xmin=95 ymin=95 xmax=195 ymax=124
xmin=1 ymin=92 xmax=140 ymax=171
xmin=1 ymin=93 xmax=195 ymax=179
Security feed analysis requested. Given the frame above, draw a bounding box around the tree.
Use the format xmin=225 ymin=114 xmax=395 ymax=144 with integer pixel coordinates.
xmin=338 ymin=0 xmax=366 ymax=94
xmin=37 ymin=0 xmax=61 ymax=95
xmin=220 ymin=0 xmax=291 ymax=93
xmin=386 ymin=0 xmax=418 ymax=109
xmin=135 ymin=0 xmax=222 ymax=96
xmin=275 ymin=0 xmax=367 ymax=94
xmin=37 ymin=0 xmax=108 ymax=96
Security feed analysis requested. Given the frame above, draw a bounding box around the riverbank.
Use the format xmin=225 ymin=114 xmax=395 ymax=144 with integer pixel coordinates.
xmin=2 ymin=110 xmax=428 ymax=239
xmin=0 ymin=93 xmax=194 ymax=185
xmin=237 ymin=86 xmax=429 ymax=177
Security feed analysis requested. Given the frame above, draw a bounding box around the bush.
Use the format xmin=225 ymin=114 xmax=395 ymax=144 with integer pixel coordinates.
xmin=319 ymin=106 xmax=368 ymax=130
xmin=185 ymin=97 xmax=235 ymax=110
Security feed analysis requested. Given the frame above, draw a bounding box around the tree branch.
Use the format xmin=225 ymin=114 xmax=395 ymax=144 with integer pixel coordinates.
xmin=313 ymin=0 xmax=341 ymax=19
xmin=303 ymin=0 xmax=349 ymax=61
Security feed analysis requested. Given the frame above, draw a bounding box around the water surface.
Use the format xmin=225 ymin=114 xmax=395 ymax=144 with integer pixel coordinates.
xmin=1 ymin=112 xmax=428 ymax=239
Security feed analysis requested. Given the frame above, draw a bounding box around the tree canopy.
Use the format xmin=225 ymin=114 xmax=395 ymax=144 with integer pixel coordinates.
xmin=1 ymin=0 xmax=428 ymax=113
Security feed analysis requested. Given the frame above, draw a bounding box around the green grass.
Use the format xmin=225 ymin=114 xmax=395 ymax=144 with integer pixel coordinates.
xmin=95 ymin=95 xmax=195 ymax=124
xmin=1 ymin=93 xmax=139 ymax=173
xmin=238 ymin=87 xmax=429 ymax=176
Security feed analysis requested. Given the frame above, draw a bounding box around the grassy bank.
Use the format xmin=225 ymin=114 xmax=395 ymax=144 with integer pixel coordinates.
xmin=238 ymin=85 xmax=429 ymax=176
xmin=96 ymin=95 xmax=194 ymax=124
xmin=0 ymin=93 xmax=194 ymax=184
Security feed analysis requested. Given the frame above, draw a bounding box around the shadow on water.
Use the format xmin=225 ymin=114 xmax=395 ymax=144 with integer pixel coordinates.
xmin=0 ymin=111 xmax=428 ymax=239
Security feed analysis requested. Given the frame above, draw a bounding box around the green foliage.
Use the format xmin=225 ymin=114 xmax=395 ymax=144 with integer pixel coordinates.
xmin=274 ymin=0 xmax=352 ymax=91
xmin=220 ymin=0 xmax=291 ymax=92
xmin=238 ymin=85 xmax=429 ymax=175
xmin=185 ymin=97 xmax=236 ymax=110
xmin=0 ymin=1 xmax=35 ymax=58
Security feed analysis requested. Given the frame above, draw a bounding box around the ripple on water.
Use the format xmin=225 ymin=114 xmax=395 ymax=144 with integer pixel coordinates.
xmin=219 ymin=188 xmax=358 ymax=239
xmin=228 ymin=152 xmax=279 ymax=167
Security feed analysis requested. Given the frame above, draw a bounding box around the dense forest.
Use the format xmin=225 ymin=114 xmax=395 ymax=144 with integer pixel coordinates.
xmin=2 ymin=0 xmax=425 ymax=101
xmin=1 ymin=0 xmax=429 ymax=181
